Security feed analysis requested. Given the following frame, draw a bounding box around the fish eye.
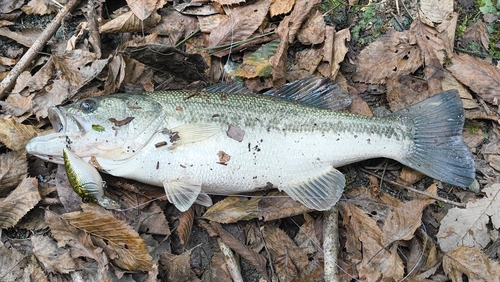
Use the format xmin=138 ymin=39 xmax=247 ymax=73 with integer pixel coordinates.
xmin=80 ymin=99 xmax=97 ymax=113
xmin=82 ymin=197 xmax=91 ymax=203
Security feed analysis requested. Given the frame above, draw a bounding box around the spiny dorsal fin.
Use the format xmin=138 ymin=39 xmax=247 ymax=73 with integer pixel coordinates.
xmin=282 ymin=167 xmax=345 ymax=211
xmin=204 ymin=77 xmax=351 ymax=110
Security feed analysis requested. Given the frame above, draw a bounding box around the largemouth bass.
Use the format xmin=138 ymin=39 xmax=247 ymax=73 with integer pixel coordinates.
xmin=26 ymin=77 xmax=475 ymax=211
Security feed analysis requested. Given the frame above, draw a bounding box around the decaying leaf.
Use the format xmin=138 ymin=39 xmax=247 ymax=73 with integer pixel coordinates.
xmin=231 ymin=39 xmax=279 ymax=78
xmin=297 ymin=9 xmax=325 ymax=45
xmin=331 ymin=28 xmax=351 ymax=78
xmin=437 ymin=184 xmax=500 ymax=252
xmin=99 ymin=10 xmax=161 ymax=34
xmin=177 ymin=207 xmax=194 ymax=246
xmin=0 ymin=116 xmax=38 ymax=151
xmin=0 ymin=177 xmax=40 ymax=228
xmin=443 ymin=246 xmax=500 ymax=282
xmin=159 ymin=251 xmax=200 ymax=281
xmin=397 ymin=166 xmax=425 ymax=186
xmin=203 ymin=196 xmax=260 ymax=223
xmin=31 ymin=235 xmax=77 ymax=274
xmin=446 ymin=53 xmax=500 ymax=105
xmin=0 ymin=150 xmax=27 ymax=195
xmin=21 ymin=0 xmax=58 ymax=15
xmin=208 ymin=0 xmax=270 ymax=49
xmin=419 ymin=0 xmax=453 ymax=23
xmin=269 ymin=0 xmax=294 ymax=16
xmin=0 ymin=240 xmax=29 ymax=281
xmin=441 ymin=71 xmax=478 ymax=109
xmin=126 ymin=0 xmax=164 ymax=20
xmin=353 ymin=29 xmax=423 ymax=84
xmin=138 ymin=202 xmax=171 ymax=236
xmin=62 ymin=210 xmax=153 ymax=271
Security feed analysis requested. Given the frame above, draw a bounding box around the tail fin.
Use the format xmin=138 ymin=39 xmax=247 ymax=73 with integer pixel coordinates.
xmin=392 ymin=90 xmax=475 ymax=187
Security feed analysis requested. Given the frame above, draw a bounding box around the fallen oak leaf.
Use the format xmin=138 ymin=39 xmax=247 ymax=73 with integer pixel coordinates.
xmin=62 ymin=210 xmax=153 ymax=271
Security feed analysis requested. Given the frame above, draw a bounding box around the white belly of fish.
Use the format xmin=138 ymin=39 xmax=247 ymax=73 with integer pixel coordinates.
xmin=97 ymin=127 xmax=408 ymax=195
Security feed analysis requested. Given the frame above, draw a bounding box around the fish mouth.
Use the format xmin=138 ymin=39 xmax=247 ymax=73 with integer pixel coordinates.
xmin=48 ymin=106 xmax=66 ymax=133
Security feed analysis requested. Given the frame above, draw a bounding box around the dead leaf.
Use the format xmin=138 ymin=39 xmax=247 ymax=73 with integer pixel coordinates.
xmin=210 ymin=222 xmax=269 ymax=280
xmin=203 ymin=196 xmax=260 ymax=223
xmin=353 ymin=29 xmax=423 ymax=84
xmin=386 ymin=74 xmax=433 ymax=111
xmin=462 ymin=21 xmax=490 ymax=51
xmin=397 ymin=166 xmax=425 ymax=186
xmin=126 ymin=0 xmax=164 ymax=20
xmin=138 ymin=202 xmax=171 ymax=236
xmin=52 ymin=50 xmax=109 ymax=89
xmin=148 ymin=9 xmax=198 ymax=46
xmin=63 ymin=210 xmax=154 ymax=271
xmin=227 ymin=124 xmax=245 ymax=142
xmin=21 ymin=0 xmax=58 ymax=15
xmin=55 ymin=164 xmax=82 ymax=212
xmin=200 ymin=249 xmax=234 ymax=282
xmin=437 ymin=184 xmax=500 ymax=252
xmin=0 ymin=116 xmax=38 ymax=150
xmin=213 ymin=0 xmax=246 ymax=4
xmin=269 ymin=0 xmax=294 ymax=16
xmin=446 ymin=53 xmax=500 ymax=105
xmin=0 ymin=240 xmax=29 ymax=281
xmin=177 ymin=207 xmax=194 ymax=246
xmin=443 ymin=246 xmax=500 ymax=282
xmin=331 ymin=28 xmax=351 ymax=78
xmin=297 ymin=9 xmax=325 ymax=45
xmin=258 ymin=191 xmax=312 ymax=221
xmin=31 ymin=235 xmax=77 ymax=274
xmin=419 ymin=0 xmax=453 ymax=23
xmin=0 ymin=151 xmax=28 ymax=195
xmin=159 ymin=251 xmax=201 ymax=282
xmin=208 ymin=0 xmax=271 ymax=49
xmin=0 ymin=0 xmax=23 ymax=13
xmin=441 ymin=71 xmax=478 ymax=109
xmin=0 ymin=177 xmax=40 ymax=228
xmin=198 ymin=14 xmax=228 ymax=33
xmin=99 ymin=10 xmax=161 ymax=34
xmin=0 ymin=27 xmax=41 ymax=47
xmin=109 ymin=117 xmax=135 ymax=126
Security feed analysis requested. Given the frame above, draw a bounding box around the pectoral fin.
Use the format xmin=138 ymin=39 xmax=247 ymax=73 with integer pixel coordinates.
xmin=282 ymin=167 xmax=345 ymax=211
xmin=169 ymin=124 xmax=220 ymax=149
xmin=163 ymin=179 xmax=202 ymax=212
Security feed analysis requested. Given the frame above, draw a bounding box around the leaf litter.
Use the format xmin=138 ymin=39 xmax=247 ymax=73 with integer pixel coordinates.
xmin=0 ymin=0 xmax=499 ymax=281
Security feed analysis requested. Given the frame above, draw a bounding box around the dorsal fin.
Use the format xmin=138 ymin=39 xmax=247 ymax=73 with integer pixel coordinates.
xmin=204 ymin=77 xmax=351 ymax=110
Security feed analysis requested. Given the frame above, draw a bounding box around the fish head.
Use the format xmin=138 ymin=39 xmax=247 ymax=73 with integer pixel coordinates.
xmin=26 ymin=94 xmax=166 ymax=164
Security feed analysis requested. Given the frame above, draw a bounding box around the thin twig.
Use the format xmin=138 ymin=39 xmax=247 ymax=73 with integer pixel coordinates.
xmin=323 ymin=204 xmax=340 ymax=282
xmin=359 ymin=168 xmax=467 ymax=208
xmin=217 ymin=238 xmax=244 ymax=282
xmin=0 ymin=0 xmax=82 ymax=99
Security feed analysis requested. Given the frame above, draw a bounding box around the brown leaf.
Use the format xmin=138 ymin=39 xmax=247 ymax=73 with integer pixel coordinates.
xmin=258 ymin=191 xmax=312 ymax=221
xmin=397 ymin=167 xmax=425 ymax=186
xmin=443 ymin=246 xmax=500 ymax=282
xmin=419 ymin=0 xmax=453 ymax=23
xmin=210 ymin=222 xmax=269 ymax=279
xmin=386 ymin=74 xmax=433 ymax=111
xmin=441 ymin=71 xmax=478 ymax=109
xmin=126 ymin=0 xmax=163 ymax=20
xmin=0 ymin=27 xmax=42 ymax=47
xmin=353 ymin=29 xmax=423 ymax=84
xmin=446 ymin=53 xmax=500 ymax=105
xmin=63 ymin=210 xmax=153 ymax=271
xmin=208 ymin=0 xmax=271 ymax=48
xmin=0 ymin=117 xmax=38 ymax=151
xmin=331 ymin=28 xmax=351 ymax=78
xmin=31 ymin=234 xmax=77 ymax=274
xmin=55 ymin=164 xmax=82 ymax=212
xmin=138 ymin=202 xmax=171 ymax=236
xmin=53 ymin=50 xmax=109 ymax=89
xmin=203 ymin=196 xmax=260 ymax=223
xmin=159 ymin=251 xmax=201 ymax=282
xmin=263 ymin=225 xmax=308 ymax=280
xmin=381 ymin=184 xmax=436 ymax=246
xmin=200 ymin=249 xmax=234 ymax=282
xmin=33 ymin=79 xmax=70 ymax=118
xmin=148 ymin=9 xmax=198 ymax=46
xmin=269 ymin=0 xmax=294 ymax=16
xmin=462 ymin=21 xmax=490 ymax=51
xmin=99 ymin=10 xmax=161 ymax=34
xmin=21 ymin=0 xmax=58 ymax=15
xmin=177 ymin=207 xmax=194 ymax=246
xmin=0 ymin=150 xmax=28 ymax=195
xmin=0 ymin=238 xmax=28 ymax=280
xmin=0 ymin=177 xmax=40 ymax=228
xmin=297 ymin=9 xmax=325 ymax=45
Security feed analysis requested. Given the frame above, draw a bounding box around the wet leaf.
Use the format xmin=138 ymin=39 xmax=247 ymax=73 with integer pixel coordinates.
xmin=0 ymin=116 xmax=38 ymax=151
xmin=208 ymin=0 xmax=271 ymax=49
xmin=353 ymin=29 xmax=423 ymax=84
xmin=63 ymin=210 xmax=153 ymax=271
xmin=447 ymin=52 xmax=500 ymax=105
xmin=443 ymin=246 xmax=500 ymax=282
xmin=437 ymin=184 xmax=500 ymax=252
xmin=0 ymin=177 xmax=40 ymax=228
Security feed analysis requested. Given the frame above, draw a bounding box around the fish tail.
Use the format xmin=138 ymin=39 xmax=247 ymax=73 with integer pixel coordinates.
xmin=392 ymin=90 xmax=475 ymax=187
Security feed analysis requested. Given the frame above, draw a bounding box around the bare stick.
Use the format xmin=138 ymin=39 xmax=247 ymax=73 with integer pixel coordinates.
xmin=217 ymin=238 xmax=244 ymax=282
xmin=0 ymin=0 xmax=82 ymax=99
xmin=360 ymin=168 xmax=467 ymax=208
xmin=323 ymin=204 xmax=340 ymax=282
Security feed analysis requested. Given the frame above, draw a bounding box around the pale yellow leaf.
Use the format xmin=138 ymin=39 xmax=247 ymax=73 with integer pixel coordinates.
xmin=437 ymin=184 xmax=500 ymax=252
xmin=0 ymin=178 xmax=40 ymax=228
xmin=63 ymin=211 xmax=153 ymax=271
xmin=269 ymin=0 xmax=294 ymax=17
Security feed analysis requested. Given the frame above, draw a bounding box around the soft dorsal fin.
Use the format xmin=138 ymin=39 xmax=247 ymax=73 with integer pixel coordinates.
xmin=204 ymin=77 xmax=351 ymax=110
xmin=282 ymin=167 xmax=345 ymax=210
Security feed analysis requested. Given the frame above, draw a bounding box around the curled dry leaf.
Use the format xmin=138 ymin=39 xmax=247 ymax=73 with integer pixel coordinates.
xmin=446 ymin=53 xmax=500 ymax=105
xmin=177 ymin=207 xmax=194 ymax=246
xmin=0 ymin=177 xmax=40 ymax=228
xmin=0 ymin=116 xmax=38 ymax=151
xmin=208 ymin=0 xmax=271 ymax=50
xmin=353 ymin=29 xmax=423 ymax=84
xmin=443 ymin=246 xmax=500 ymax=282
xmin=437 ymin=184 xmax=500 ymax=252
xmin=62 ymin=210 xmax=153 ymax=271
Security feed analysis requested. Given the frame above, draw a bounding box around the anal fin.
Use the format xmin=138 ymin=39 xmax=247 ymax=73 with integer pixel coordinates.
xmin=163 ymin=179 xmax=202 ymax=212
xmin=282 ymin=167 xmax=345 ymax=211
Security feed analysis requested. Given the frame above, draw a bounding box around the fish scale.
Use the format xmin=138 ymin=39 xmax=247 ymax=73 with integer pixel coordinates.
xmin=25 ymin=77 xmax=475 ymax=211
